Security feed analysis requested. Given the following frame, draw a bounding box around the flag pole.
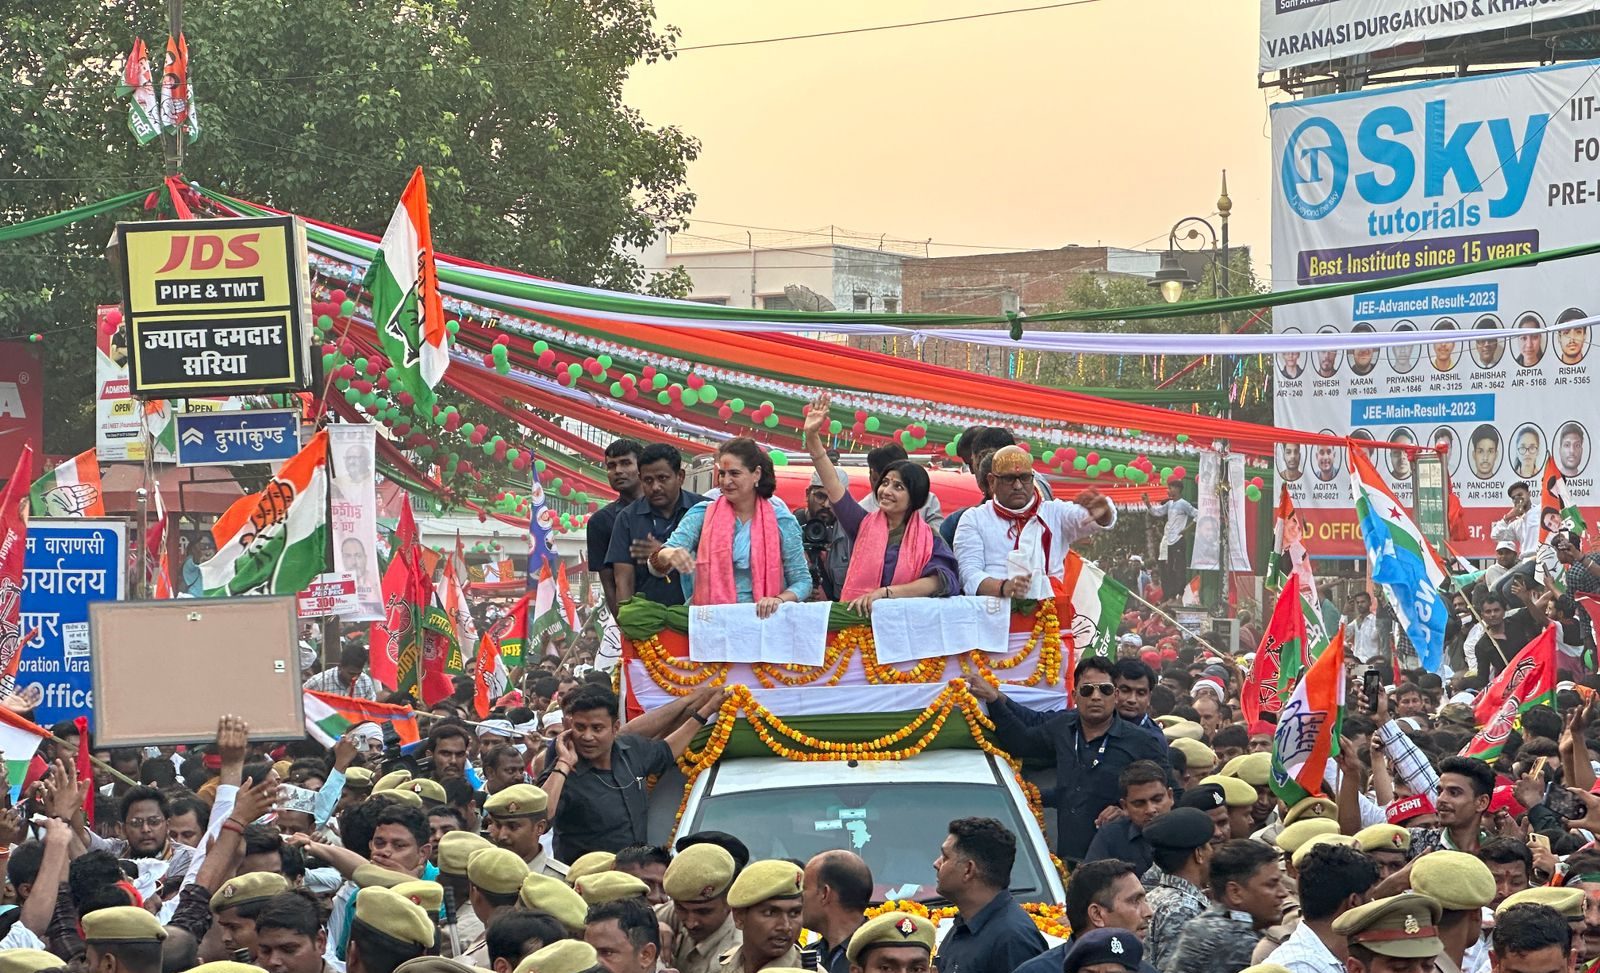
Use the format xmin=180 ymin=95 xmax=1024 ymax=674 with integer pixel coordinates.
xmin=1121 ymin=587 xmax=1211 ymax=645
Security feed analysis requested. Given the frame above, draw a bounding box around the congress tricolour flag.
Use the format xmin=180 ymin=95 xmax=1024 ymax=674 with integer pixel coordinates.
xmin=472 ymin=633 xmax=509 ymax=719
xmin=1462 ymin=624 xmax=1558 ymax=761
xmin=202 ymin=431 xmax=329 ymax=597
xmin=1349 ymin=444 xmax=1449 ymax=673
xmin=1056 ymin=550 xmax=1131 ymax=658
xmin=304 ymin=690 xmax=420 ymax=747
xmin=1541 ymin=455 xmax=1588 ymax=543
xmin=0 ymin=707 xmax=50 ymax=787
xmin=119 ymin=39 xmax=160 ymax=145
xmin=1270 ymin=625 xmax=1346 ymax=806
xmin=28 ymin=449 xmax=105 ymax=518
xmin=367 ymin=168 xmax=448 ymax=406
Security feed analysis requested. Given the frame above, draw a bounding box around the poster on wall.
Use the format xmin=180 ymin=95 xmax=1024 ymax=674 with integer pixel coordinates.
xmin=328 ymin=423 xmax=383 ymax=621
xmin=1260 ymin=0 xmax=1600 ymax=72
xmin=19 ymin=519 xmax=127 ymax=727
xmin=1272 ymin=59 xmax=1600 ymax=557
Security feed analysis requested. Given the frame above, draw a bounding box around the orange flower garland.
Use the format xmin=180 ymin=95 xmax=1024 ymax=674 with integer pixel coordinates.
xmin=753 ymin=637 xmax=855 ymax=688
xmin=862 ymin=899 xmax=1070 ymax=940
xmin=634 ymin=633 xmax=728 ymax=694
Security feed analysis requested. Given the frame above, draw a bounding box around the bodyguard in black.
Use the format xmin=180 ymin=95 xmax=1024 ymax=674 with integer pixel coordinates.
xmin=932 ymin=817 xmax=1047 ymax=973
xmin=1082 ymin=760 xmax=1172 ymax=875
xmin=971 ymin=655 xmax=1169 ymax=864
xmin=590 ymin=439 xmax=643 ymax=615
xmin=605 ymin=443 xmax=705 ymax=608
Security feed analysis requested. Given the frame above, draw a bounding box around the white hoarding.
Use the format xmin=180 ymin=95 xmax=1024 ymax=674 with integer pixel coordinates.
xmin=1261 ymin=0 xmax=1600 ymax=72
xmin=1272 ymin=60 xmax=1600 ymax=557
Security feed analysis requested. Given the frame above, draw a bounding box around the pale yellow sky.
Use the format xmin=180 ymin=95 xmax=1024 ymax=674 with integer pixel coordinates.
xmin=625 ymin=0 xmax=1273 ymax=269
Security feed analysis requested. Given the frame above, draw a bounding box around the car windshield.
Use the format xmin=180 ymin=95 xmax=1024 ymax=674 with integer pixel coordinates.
xmin=688 ymin=779 xmax=1049 ymax=904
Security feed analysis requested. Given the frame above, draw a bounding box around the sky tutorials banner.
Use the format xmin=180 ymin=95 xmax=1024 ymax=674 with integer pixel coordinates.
xmin=1272 ymin=60 xmax=1600 ymax=557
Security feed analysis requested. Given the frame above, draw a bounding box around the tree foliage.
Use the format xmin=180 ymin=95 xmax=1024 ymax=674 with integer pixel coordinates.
xmin=0 ymin=0 xmax=699 ymax=453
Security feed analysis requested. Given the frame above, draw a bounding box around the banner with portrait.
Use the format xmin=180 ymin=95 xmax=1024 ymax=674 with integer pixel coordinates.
xmin=328 ymin=423 xmax=383 ymax=621
xmin=1272 ymin=61 xmax=1599 ymax=557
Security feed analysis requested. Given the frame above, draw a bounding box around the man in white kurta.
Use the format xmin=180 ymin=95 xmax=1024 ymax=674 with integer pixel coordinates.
xmin=954 ymin=445 xmax=1117 ymax=600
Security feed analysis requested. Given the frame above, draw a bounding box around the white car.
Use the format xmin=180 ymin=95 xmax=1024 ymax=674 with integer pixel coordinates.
xmin=670 ymin=749 xmax=1065 ymax=906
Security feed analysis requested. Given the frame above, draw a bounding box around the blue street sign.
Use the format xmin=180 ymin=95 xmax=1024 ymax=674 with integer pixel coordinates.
xmin=19 ymin=519 xmax=127 ymax=727
xmin=175 ymin=408 xmax=301 ymax=466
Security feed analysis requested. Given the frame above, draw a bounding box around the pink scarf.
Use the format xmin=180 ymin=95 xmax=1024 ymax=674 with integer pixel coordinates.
xmin=694 ymin=496 xmax=783 ymax=605
xmin=840 ymin=511 xmax=934 ymax=602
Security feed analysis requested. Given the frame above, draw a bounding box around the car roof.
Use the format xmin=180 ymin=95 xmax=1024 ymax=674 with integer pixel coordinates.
xmin=704 ymin=750 xmax=1003 ymax=793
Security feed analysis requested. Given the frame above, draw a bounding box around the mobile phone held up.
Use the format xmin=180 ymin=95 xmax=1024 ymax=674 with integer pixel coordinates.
xmin=1363 ymin=668 xmax=1382 ymax=714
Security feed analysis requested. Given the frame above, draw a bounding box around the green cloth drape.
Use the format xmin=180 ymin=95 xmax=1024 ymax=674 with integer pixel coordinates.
xmin=0 ymin=188 xmax=159 ymax=244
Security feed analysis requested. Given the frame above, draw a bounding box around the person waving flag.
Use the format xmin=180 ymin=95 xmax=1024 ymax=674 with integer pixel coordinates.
xmin=1349 ymin=443 xmax=1449 ymax=672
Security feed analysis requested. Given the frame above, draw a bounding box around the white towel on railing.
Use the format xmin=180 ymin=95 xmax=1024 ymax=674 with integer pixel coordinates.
xmin=687 ymin=601 xmax=832 ymax=664
xmin=869 ymin=596 xmax=1011 ymax=663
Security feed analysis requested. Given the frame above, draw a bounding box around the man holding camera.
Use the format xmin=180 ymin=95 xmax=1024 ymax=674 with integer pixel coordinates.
xmin=796 ymin=474 xmax=852 ymax=602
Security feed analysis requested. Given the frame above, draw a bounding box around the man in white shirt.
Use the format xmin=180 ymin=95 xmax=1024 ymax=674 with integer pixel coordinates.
xmin=954 ymin=445 xmax=1115 ymax=600
xmin=1492 ymin=482 xmax=1539 ymax=554
xmin=1143 ymin=481 xmax=1197 ymax=601
xmin=1344 ymin=592 xmax=1385 ymax=664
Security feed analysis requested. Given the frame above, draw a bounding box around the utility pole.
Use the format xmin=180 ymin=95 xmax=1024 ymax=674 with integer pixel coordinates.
xmin=161 ymin=0 xmax=185 ymax=176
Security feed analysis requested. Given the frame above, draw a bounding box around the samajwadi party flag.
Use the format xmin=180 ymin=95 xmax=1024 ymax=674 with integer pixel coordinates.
xmin=303 ymin=690 xmax=420 ymax=747
xmin=1349 ymin=444 xmax=1449 ymax=673
xmin=201 ymin=430 xmax=329 ymax=597
xmin=1054 ymin=550 xmax=1130 ymax=658
xmin=1243 ymin=578 xmax=1307 ymax=726
xmin=1270 ymin=624 xmax=1346 ymax=806
xmin=1463 ymin=624 xmax=1558 ymax=761
xmin=1541 ymin=455 xmax=1588 ymax=543
xmin=0 ymin=445 xmax=34 ymax=696
xmin=0 ymin=706 xmax=49 ymax=785
xmin=28 ymin=449 xmax=105 ymax=518
xmin=367 ymin=167 xmax=448 ymax=405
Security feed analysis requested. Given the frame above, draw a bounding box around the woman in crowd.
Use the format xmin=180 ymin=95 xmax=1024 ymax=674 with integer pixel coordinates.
xmin=651 ymin=437 xmax=812 ymax=617
xmin=803 ymin=393 xmax=958 ymax=614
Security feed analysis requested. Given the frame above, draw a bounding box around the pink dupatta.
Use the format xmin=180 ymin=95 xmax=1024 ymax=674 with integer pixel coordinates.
xmin=839 ymin=511 xmax=933 ymax=602
xmin=693 ymin=496 xmax=783 ymax=605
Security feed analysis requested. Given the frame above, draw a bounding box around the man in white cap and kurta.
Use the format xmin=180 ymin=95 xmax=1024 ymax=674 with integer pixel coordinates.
xmin=953 ymin=445 xmax=1116 ymax=600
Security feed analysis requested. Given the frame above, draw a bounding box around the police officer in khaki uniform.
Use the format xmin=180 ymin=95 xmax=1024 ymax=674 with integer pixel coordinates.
xmin=82 ymin=906 xmax=167 ymax=973
xmin=660 ymin=843 xmax=742 ymax=973
xmin=521 ymin=873 xmax=591 ymax=936
xmin=515 ymin=939 xmax=604 ymax=973
xmin=464 ymin=847 xmax=532 ymax=966
xmin=845 ymin=911 xmax=936 ymax=973
xmin=348 ymin=887 xmax=437 ymax=973
xmin=484 ymin=784 xmax=567 ymax=877
xmin=718 ymin=861 xmax=805 ymax=973
xmin=1332 ymin=892 xmax=1444 ymax=973
xmin=436 ymin=830 xmax=494 ymax=955
xmin=1409 ymin=851 xmax=1495 ymax=973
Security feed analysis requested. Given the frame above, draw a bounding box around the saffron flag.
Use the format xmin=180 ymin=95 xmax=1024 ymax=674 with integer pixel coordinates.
xmin=368 ymin=502 xmax=419 ymax=688
xmin=1265 ymin=485 xmax=1316 ymax=595
xmin=145 ymin=480 xmax=173 ymax=599
xmin=304 ymin=690 xmax=420 ymax=747
xmin=1055 ymin=550 xmax=1131 ymax=658
xmin=1463 ymin=624 xmax=1558 ymax=761
xmin=367 ymin=168 xmax=449 ymax=406
xmin=159 ymin=34 xmax=189 ymax=132
xmin=1270 ymin=624 xmax=1346 ymax=806
xmin=119 ymin=39 xmax=160 ymax=144
xmin=202 ymin=431 xmax=329 ymax=597
xmin=0 ymin=446 xmax=32 ymax=697
xmin=1244 ymin=578 xmax=1307 ymax=725
xmin=28 ymin=450 xmax=105 ymax=518
xmin=442 ymin=535 xmax=477 ymax=648
xmin=1349 ymin=444 xmax=1449 ymax=673
xmin=1541 ymin=455 xmax=1588 ymax=543
xmin=472 ymin=633 xmax=509 ymax=719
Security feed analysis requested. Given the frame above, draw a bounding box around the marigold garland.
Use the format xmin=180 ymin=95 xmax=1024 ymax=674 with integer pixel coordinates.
xmin=634 ymin=633 xmax=728 ymax=694
xmin=862 ymin=899 xmax=1070 ymax=940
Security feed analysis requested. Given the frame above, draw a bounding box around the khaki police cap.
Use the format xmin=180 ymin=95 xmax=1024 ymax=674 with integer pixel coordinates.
xmin=373 ymin=769 xmax=413 ymax=792
xmin=575 ymin=871 xmax=649 ymax=906
xmin=1352 ymin=823 xmax=1411 ymax=854
xmin=845 ymin=911 xmax=937 ymax=965
xmin=1282 ymin=795 xmax=1338 ymax=826
xmin=1223 ymin=752 xmax=1273 ymax=788
xmin=81 ymin=906 xmax=168 ymax=943
xmin=210 ymin=871 xmax=290 ymax=912
xmin=1332 ymin=892 xmax=1443 ymax=958
xmin=190 ymin=964 xmax=268 ymax=973
xmin=1153 ymin=714 xmax=1185 ymax=728
xmin=565 ymin=851 xmax=617 ymax=885
xmin=468 ymin=847 xmax=530 ymax=895
xmin=405 ymin=778 xmax=448 ymax=804
xmin=1199 ymin=774 xmax=1256 ymax=808
xmin=1499 ymin=885 xmax=1585 ymax=918
xmin=727 ymin=860 xmax=804 ymax=909
xmin=354 ymin=886 xmax=437 ymax=948
xmin=520 ymin=872 xmax=589 ymax=933
xmin=1411 ymin=850 xmax=1495 ymax=912
xmin=484 ymin=783 xmax=549 ymax=818
xmin=353 ymin=862 xmax=415 ymax=889
xmin=393 ymin=879 xmax=446 ymax=914
xmin=663 ymin=843 xmax=737 ymax=903
xmin=1274 ymin=818 xmax=1339 ymax=854
xmin=1162 ymin=720 xmax=1204 ymax=742
xmin=394 ymin=959 xmax=481 ymax=973
xmin=345 ymin=766 xmax=376 ymax=787
xmin=513 ymin=939 xmax=599 ymax=973
xmin=1291 ymin=832 xmax=1358 ymax=868
xmin=0 ymin=949 xmax=69 ymax=973
xmin=438 ymin=831 xmax=495 ymax=876
xmin=1170 ymin=738 xmax=1217 ymax=773
xmin=272 ymin=759 xmax=293 ymax=779
xmin=383 ymin=789 xmax=424 ymax=809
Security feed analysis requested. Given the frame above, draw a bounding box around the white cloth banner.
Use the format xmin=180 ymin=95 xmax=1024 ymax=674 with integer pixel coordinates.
xmin=327 ymin=423 xmax=383 ymax=621
xmin=688 ymin=601 xmax=832 ymax=665
xmin=869 ymin=596 xmax=1011 ymax=663
xmin=1191 ymin=452 xmax=1223 ymax=572
xmin=1225 ymin=454 xmax=1252 ymax=572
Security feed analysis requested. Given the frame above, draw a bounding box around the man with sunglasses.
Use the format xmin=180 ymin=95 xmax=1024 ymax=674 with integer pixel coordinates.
xmin=971 ymin=656 xmax=1168 ymax=864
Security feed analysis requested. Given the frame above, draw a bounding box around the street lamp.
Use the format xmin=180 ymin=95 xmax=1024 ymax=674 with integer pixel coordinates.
xmin=1150 ymin=252 xmax=1194 ymax=304
xmin=1149 ymin=172 xmax=1233 ymax=304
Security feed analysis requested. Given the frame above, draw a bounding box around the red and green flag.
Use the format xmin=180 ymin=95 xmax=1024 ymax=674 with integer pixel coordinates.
xmin=1270 ymin=625 xmax=1346 ymax=806
xmin=1462 ymin=624 xmax=1558 ymax=761
xmin=1243 ymin=577 xmax=1307 ymax=725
